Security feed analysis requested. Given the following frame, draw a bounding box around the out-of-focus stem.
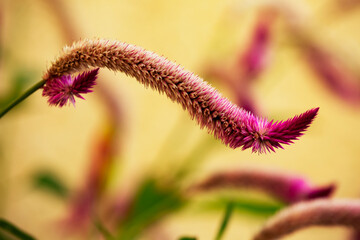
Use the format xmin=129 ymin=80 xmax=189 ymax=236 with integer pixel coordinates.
xmin=215 ymin=202 xmax=234 ymax=240
xmin=40 ymin=0 xmax=78 ymax=43
xmin=0 ymin=218 xmax=36 ymax=240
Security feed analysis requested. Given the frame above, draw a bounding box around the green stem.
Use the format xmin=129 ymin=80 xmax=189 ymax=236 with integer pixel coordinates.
xmin=0 ymin=218 xmax=36 ymax=240
xmin=215 ymin=202 xmax=234 ymax=240
xmin=0 ymin=80 xmax=46 ymax=118
xmin=93 ymin=217 xmax=114 ymax=240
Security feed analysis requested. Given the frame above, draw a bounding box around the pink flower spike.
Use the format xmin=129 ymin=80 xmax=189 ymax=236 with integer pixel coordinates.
xmin=191 ymin=168 xmax=335 ymax=204
xmin=42 ymin=68 xmax=99 ymax=107
xmin=234 ymin=107 xmax=319 ymax=154
xmin=43 ymin=39 xmax=319 ymax=153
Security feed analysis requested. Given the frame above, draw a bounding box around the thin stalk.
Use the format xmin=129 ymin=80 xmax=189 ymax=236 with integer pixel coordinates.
xmin=215 ymin=201 xmax=235 ymax=240
xmin=0 ymin=218 xmax=36 ymax=240
xmin=0 ymin=80 xmax=46 ymax=118
xmin=93 ymin=217 xmax=114 ymax=240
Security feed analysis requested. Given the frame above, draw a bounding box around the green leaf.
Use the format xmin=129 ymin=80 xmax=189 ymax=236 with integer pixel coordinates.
xmin=178 ymin=237 xmax=197 ymax=240
xmin=117 ymin=178 xmax=185 ymax=239
xmin=198 ymin=196 xmax=284 ymax=217
xmin=230 ymin=198 xmax=283 ymax=216
xmin=215 ymin=202 xmax=234 ymax=240
xmin=32 ymin=170 xmax=69 ymax=199
xmin=0 ymin=219 xmax=36 ymax=240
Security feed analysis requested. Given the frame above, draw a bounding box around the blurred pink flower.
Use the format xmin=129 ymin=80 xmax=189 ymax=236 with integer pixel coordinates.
xmin=351 ymin=232 xmax=360 ymax=240
xmin=337 ymin=0 xmax=360 ymax=10
xmin=205 ymin=10 xmax=275 ymax=115
xmin=204 ymin=64 xmax=258 ymax=114
xmin=299 ymin=39 xmax=360 ymax=106
xmin=62 ymin=128 xmax=115 ymax=232
xmin=254 ymin=199 xmax=360 ymax=240
xmin=240 ymin=12 xmax=275 ymax=79
xmin=193 ymin=168 xmax=335 ymax=204
xmin=42 ymin=68 xmax=99 ymax=107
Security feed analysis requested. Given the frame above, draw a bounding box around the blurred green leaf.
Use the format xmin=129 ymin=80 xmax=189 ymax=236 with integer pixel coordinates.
xmin=200 ymin=196 xmax=284 ymax=217
xmin=32 ymin=170 xmax=69 ymax=199
xmin=231 ymin=198 xmax=283 ymax=215
xmin=215 ymin=202 xmax=234 ymax=240
xmin=0 ymin=219 xmax=36 ymax=240
xmin=117 ymin=178 xmax=185 ymax=239
xmin=179 ymin=237 xmax=197 ymax=240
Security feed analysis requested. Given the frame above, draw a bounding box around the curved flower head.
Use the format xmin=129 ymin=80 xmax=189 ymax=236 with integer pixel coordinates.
xmin=42 ymin=68 xmax=99 ymax=107
xmin=42 ymin=39 xmax=318 ymax=153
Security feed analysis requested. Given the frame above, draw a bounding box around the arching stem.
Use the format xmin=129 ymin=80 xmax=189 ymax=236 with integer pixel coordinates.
xmin=0 ymin=80 xmax=46 ymax=118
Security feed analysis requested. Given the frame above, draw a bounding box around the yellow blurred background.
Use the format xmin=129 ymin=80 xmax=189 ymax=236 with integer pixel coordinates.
xmin=1 ymin=0 xmax=360 ymax=239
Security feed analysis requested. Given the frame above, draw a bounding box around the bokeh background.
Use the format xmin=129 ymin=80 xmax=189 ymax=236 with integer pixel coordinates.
xmin=1 ymin=0 xmax=360 ymax=239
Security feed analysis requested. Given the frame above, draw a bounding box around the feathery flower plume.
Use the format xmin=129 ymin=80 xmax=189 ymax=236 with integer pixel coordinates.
xmin=42 ymin=68 xmax=99 ymax=107
xmin=42 ymin=39 xmax=318 ymax=153
xmin=253 ymin=199 xmax=360 ymax=240
xmin=192 ymin=168 xmax=335 ymax=204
